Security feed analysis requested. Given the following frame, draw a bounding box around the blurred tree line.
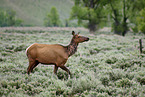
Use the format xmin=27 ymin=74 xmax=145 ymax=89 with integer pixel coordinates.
xmin=70 ymin=0 xmax=145 ymax=36
xmin=0 ymin=9 xmax=23 ymax=27
xmin=0 ymin=0 xmax=145 ymax=36
xmin=44 ymin=7 xmax=78 ymax=27
xmin=44 ymin=7 xmax=61 ymax=27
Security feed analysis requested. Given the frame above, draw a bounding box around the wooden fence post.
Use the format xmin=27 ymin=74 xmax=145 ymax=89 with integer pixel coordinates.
xmin=139 ymin=39 xmax=142 ymax=54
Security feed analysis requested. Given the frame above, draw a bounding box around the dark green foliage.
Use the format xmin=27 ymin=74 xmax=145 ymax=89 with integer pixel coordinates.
xmin=137 ymin=8 xmax=145 ymax=34
xmin=14 ymin=45 xmax=27 ymax=52
xmin=44 ymin=7 xmax=61 ymax=27
xmin=116 ymin=78 xmax=132 ymax=88
xmin=108 ymin=70 xmax=124 ymax=81
xmin=100 ymin=76 xmax=109 ymax=86
xmin=0 ymin=9 xmax=23 ymax=27
xmin=1 ymin=80 xmax=8 ymax=88
xmin=70 ymin=0 xmax=108 ymax=32
xmin=105 ymin=57 xmax=118 ymax=64
xmin=109 ymin=0 xmax=145 ymax=36
xmin=70 ymin=0 xmax=145 ymax=34
xmin=57 ymin=71 xmax=69 ymax=80
xmin=109 ymin=0 xmax=128 ymax=36
xmin=137 ymin=76 xmax=145 ymax=85
xmin=0 ymin=58 xmax=3 ymax=62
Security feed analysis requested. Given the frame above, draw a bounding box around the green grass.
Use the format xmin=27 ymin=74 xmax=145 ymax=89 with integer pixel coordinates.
xmin=0 ymin=28 xmax=145 ymax=96
xmin=0 ymin=0 xmax=73 ymax=26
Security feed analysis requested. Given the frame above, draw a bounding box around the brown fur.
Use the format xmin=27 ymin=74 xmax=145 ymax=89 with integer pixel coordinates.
xmin=26 ymin=31 xmax=89 ymax=75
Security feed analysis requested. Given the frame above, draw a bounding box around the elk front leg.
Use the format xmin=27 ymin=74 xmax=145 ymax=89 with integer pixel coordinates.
xmin=60 ymin=65 xmax=71 ymax=76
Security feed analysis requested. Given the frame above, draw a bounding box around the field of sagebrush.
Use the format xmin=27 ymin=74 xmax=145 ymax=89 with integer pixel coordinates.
xmin=0 ymin=29 xmax=145 ymax=97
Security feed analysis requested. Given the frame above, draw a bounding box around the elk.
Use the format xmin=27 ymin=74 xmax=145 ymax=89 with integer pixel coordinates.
xmin=26 ymin=31 xmax=89 ymax=76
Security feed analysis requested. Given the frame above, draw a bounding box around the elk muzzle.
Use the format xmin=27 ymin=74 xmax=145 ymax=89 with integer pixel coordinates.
xmin=85 ymin=37 xmax=89 ymax=41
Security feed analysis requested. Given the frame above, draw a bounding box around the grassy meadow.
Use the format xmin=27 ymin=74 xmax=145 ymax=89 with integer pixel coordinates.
xmin=0 ymin=28 xmax=145 ymax=96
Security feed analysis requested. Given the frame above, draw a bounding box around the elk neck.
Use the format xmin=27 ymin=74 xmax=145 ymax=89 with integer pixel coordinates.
xmin=66 ymin=39 xmax=78 ymax=57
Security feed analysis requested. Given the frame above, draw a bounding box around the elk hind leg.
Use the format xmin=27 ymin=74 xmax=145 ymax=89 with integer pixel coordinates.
xmin=31 ymin=60 xmax=39 ymax=72
xmin=27 ymin=59 xmax=35 ymax=75
xmin=54 ymin=65 xmax=58 ymax=75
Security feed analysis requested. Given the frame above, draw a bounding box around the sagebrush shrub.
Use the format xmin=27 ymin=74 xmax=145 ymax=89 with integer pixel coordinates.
xmin=108 ymin=69 xmax=125 ymax=81
xmin=100 ymin=75 xmax=110 ymax=86
xmin=115 ymin=78 xmax=132 ymax=88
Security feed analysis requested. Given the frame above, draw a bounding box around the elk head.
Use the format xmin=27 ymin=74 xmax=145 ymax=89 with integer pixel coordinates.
xmin=71 ymin=31 xmax=89 ymax=43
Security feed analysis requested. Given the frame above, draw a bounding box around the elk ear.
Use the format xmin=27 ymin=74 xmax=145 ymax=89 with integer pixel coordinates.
xmin=72 ymin=31 xmax=75 ymax=35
